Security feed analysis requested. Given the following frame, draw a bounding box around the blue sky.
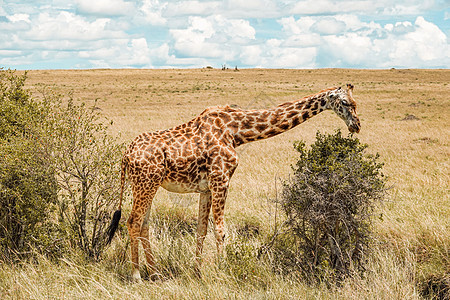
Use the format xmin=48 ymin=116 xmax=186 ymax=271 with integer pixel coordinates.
xmin=0 ymin=0 xmax=449 ymax=69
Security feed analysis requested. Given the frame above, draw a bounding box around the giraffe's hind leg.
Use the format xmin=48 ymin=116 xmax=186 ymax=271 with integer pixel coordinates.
xmin=195 ymin=191 xmax=212 ymax=274
xmin=140 ymin=207 xmax=157 ymax=278
xmin=127 ymin=180 xmax=160 ymax=282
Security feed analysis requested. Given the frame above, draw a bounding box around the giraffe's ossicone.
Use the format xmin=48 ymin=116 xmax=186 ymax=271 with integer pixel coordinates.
xmin=106 ymin=84 xmax=360 ymax=282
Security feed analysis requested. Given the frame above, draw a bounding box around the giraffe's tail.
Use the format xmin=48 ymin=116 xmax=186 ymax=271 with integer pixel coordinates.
xmin=106 ymin=156 xmax=127 ymax=245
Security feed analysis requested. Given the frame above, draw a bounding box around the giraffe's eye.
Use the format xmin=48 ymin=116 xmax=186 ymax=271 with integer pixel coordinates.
xmin=342 ymin=100 xmax=348 ymax=106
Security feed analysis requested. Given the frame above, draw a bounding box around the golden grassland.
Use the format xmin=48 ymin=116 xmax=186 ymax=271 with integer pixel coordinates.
xmin=1 ymin=68 xmax=448 ymax=299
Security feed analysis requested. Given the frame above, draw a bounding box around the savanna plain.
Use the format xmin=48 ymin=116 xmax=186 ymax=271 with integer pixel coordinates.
xmin=1 ymin=68 xmax=449 ymax=299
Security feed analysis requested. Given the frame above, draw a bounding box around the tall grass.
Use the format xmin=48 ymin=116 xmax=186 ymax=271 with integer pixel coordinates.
xmin=0 ymin=229 xmax=422 ymax=299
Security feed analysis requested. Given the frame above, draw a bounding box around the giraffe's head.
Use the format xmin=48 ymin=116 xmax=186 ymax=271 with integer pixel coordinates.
xmin=328 ymin=84 xmax=361 ymax=133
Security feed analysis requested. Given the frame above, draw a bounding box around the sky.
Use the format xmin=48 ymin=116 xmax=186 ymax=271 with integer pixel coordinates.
xmin=0 ymin=0 xmax=449 ymax=69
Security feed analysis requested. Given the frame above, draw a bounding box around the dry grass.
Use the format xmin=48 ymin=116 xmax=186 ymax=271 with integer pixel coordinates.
xmin=1 ymin=68 xmax=447 ymax=299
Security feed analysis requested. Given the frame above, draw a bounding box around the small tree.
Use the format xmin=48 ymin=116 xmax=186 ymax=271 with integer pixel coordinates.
xmin=43 ymin=96 xmax=124 ymax=260
xmin=269 ymin=130 xmax=387 ymax=282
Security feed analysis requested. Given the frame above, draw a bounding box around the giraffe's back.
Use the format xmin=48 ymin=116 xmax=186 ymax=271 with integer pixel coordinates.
xmin=124 ymin=123 xmax=211 ymax=194
xmin=124 ymin=106 xmax=241 ymax=194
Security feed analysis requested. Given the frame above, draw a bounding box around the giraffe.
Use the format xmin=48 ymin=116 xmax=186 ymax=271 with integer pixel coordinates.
xmin=106 ymin=83 xmax=361 ymax=282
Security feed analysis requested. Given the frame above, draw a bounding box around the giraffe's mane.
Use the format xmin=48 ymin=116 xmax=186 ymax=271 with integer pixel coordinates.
xmin=202 ymin=87 xmax=339 ymax=114
xmin=303 ymin=86 xmax=338 ymax=100
xmin=275 ymin=86 xmax=338 ymax=109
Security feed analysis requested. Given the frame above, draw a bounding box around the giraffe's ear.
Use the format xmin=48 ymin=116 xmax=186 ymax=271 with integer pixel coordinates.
xmin=346 ymin=84 xmax=354 ymax=97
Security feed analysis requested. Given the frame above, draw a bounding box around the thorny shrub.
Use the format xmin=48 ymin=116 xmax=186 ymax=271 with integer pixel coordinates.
xmin=265 ymin=130 xmax=387 ymax=283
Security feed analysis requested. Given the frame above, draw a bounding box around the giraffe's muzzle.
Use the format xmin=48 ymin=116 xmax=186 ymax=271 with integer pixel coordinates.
xmin=348 ymin=121 xmax=361 ymax=133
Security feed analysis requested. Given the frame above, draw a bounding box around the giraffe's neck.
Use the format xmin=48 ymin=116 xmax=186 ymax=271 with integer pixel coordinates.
xmin=230 ymin=91 xmax=331 ymax=146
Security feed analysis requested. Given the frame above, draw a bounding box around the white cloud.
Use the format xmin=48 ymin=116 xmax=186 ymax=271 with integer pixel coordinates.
xmin=190 ymin=17 xmax=216 ymax=37
xmin=290 ymin=0 xmax=441 ymax=16
xmin=139 ymin=0 xmax=167 ymax=26
xmin=119 ymin=38 xmax=152 ymax=66
xmin=0 ymin=53 xmax=35 ymax=67
xmin=391 ymin=21 xmax=414 ymax=35
xmin=334 ymin=14 xmax=379 ymax=32
xmin=266 ymin=46 xmax=317 ymax=68
xmin=149 ymin=43 xmax=174 ymax=63
xmin=225 ymin=0 xmax=272 ymax=11
xmin=387 ymin=17 xmax=449 ymax=66
xmin=158 ymin=0 xmax=281 ymax=19
xmin=279 ymin=17 xmax=316 ymax=34
xmin=223 ymin=0 xmax=280 ymax=18
xmin=291 ymin=0 xmax=377 ymax=15
xmin=0 ymin=17 xmax=31 ymax=32
xmin=79 ymin=38 xmax=152 ymax=68
xmin=0 ymin=8 xmax=153 ymax=68
xmin=0 ymin=50 xmax=23 ymax=57
xmin=275 ymin=14 xmax=449 ymax=68
xmin=7 ymin=14 xmax=31 ymax=23
xmin=266 ymin=38 xmax=282 ymax=48
xmin=170 ymin=17 xmax=219 ymax=58
xmin=381 ymin=0 xmax=436 ymax=15
xmin=239 ymin=45 xmax=263 ymax=66
xmin=169 ymin=15 xmax=255 ymax=59
xmin=310 ymin=18 xmax=346 ymax=35
xmin=24 ymin=12 xmax=123 ymax=41
xmin=227 ymin=19 xmax=255 ymax=39
xmin=165 ymin=1 xmax=221 ymax=17
xmin=283 ymin=33 xmax=321 ymax=47
xmin=76 ymin=0 xmax=135 ymax=16
xmin=323 ymin=33 xmax=373 ymax=66
xmin=238 ymin=39 xmax=317 ymax=68
xmin=152 ymin=43 xmax=211 ymax=67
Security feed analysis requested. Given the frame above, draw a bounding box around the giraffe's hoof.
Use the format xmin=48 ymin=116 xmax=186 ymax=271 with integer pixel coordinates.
xmin=131 ymin=269 xmax=142 ymax=283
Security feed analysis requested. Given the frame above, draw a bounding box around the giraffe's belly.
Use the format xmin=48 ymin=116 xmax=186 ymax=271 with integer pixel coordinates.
xmin=161 ymin=175 xmax=209 ymax=194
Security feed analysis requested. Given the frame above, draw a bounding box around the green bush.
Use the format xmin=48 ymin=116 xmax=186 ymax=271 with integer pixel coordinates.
xmin=0 ymin=69 xmax=124 ymax=261
xmin=267 ymin=130 xmax=387 ymax=283
xmin=0 ymin=69 xmax=63 ymax=260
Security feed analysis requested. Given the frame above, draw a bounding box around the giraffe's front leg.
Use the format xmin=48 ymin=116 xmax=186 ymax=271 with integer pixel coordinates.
xmin=208 ymin=146 xmax=238 ymax=257
xmin=195 ymin=192 xmax=212 ymax=275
